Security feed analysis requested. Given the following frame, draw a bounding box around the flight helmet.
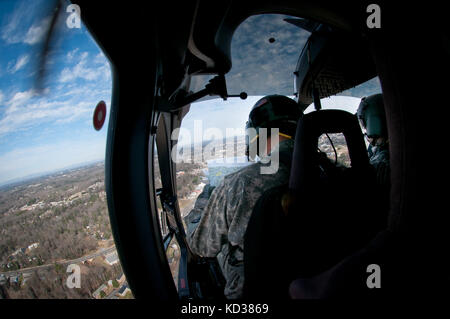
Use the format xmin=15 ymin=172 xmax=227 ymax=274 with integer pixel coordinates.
xmin=357 ymin=93 xmax=387 ymax=138
xmin=245 ymin=95 xmax=303 ymax=160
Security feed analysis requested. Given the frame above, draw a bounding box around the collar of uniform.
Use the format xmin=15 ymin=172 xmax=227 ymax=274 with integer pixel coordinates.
xmin=371 ymin=143 xmax=388 ymax=155
xmin=259 ymin=139 xmax=295 ymax=163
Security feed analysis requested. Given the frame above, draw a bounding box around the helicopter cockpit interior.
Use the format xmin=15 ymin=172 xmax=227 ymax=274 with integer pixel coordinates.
xmin=2 ymin=0 xmax=448 ymax=303
xmin=75 ymin=0 xmax=449 ymax=300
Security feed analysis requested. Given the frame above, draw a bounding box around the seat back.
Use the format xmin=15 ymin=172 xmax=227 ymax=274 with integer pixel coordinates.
xmin=290 ymin=109 xmax=370 ymax=192
xmin=244 ymin=109 xmax=387 ymax=298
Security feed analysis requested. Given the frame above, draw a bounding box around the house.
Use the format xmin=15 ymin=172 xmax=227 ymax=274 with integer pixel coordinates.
xmin=195 ymin=182 xmax=206 ymax=190
xmin=99 ymin=191 xmax=106 ymax=200
xmin=117 ymin=284 xmax=131 ymax=297
xmin=92 ymin=284 xmax=108 ymax=299
xmin=188 ymin=192 xmax=197 ymax=199
xmin=11 ymin=247 xmax=26 ymax=257
xmin=69 ymin=192 xmax=81 ymax=201
xmin=27 ymin=242 xmax=39 ymax=251
xmin=104 ymin=252 xmax=119 ymax=266
xmin=116 ymin=273 xmax=125 ymax=285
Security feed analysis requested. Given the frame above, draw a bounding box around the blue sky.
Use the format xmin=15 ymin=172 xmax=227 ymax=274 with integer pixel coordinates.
xmin=0 ymin=0 xmax=111 ymax=185
xmin=0 ymin=5 xmax=380 ymax=185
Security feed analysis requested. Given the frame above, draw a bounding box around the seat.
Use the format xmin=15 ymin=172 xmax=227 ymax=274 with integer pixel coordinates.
xmin=243 ymin=109 xmax=388 ymax=299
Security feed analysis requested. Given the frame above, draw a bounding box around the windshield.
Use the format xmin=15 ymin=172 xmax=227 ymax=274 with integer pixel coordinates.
xmin=190 ymin=14 xmax=380 ymax=99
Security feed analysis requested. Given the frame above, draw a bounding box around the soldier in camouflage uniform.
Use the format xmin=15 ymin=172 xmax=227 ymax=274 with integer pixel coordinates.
xmin=186 ymin=95 xmax=303 ymax=299
xmin=357 ymin=94 xmax=390 ymax=202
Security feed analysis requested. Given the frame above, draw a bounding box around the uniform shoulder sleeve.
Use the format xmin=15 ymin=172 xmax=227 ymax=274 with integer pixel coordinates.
xmin=187 ymin=180 xmax=229 ymax=257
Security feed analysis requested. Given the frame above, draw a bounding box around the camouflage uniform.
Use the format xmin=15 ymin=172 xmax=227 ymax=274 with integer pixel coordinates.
xmin=369 ymin=144 xmax=390 ymax=186
xmin=184 ymin=184 xmax=215 ymax=237
xmin=187 ymin=139 xmax=294 ymax=299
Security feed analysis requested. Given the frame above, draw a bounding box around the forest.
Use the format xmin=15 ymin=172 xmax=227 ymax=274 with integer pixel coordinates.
xmin=0 ymin=159 xmax=206 ymax=298
xmin=0 ymin=163 xmax=111 ymax=271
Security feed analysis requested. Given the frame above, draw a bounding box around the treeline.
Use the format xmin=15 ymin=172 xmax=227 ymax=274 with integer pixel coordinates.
xmin=0 ymin=164 xmax=111 ymax=271
xmin=176 ymin=162 xmax=204 ymax=199
xmin=153 ymin=158 xmax=205 ymax=199
xmin=0 ymin=194 xmax=111 ymax=270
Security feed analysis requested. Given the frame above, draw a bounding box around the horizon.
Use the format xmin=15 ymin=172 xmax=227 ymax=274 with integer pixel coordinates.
xmin=0 ymin=93 xmax=363 ymax=186
xmin=0 ymin=158 xmax=104 ymax=188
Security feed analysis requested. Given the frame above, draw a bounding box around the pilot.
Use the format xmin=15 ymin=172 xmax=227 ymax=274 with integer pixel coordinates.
xmin=356 ymin=93 xmax=390 ymax=201
xmin=187 ymin=95 xmax=303 ymax=299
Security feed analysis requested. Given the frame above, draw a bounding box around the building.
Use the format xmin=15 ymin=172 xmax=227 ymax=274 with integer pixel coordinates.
xmin=195 ymin=182 xmax=206 ymax=191
xmin=92 ymin=284 xmax=108 ymax=299
xmin=104 ymin=252 xmax=119 ymax=266
xmin=11 ymin=247 xmax=26 ymax=257
xmin=68 ymin=191 xmax=87 ymax=201
xmin=116 ymin=273 xmax=126 ymax=285
xmin=27 ymin=242 xmax=39 ymax=251
xmin=117 ymin=284 xmax=131 ymax=297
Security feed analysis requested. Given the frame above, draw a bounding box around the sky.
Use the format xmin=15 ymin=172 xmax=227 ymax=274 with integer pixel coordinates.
xmin=179 ymin=95 xmax=363 ymax=146
xmin=0 ymin=4 xmax=380 ymax=186
xmin=0 ymin=0 xmax=111 ymax=185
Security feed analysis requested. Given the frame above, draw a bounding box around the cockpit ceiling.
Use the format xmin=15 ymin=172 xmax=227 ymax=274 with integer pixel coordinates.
xmin=188 ymin=0 xmax=362 ymax=75
xmin=189 ymin=14 xmax=311 ymax=98
xmin=189 ymin=21 xmax=376 ymax=107
xmin=73 ymin=1 xmax=375 ymax=102
xmin=188 ymin=2 xmax=376 ymax=104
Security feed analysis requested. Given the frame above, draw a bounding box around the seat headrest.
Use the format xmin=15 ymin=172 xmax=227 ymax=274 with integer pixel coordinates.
xmin=289 ymin=109 xmax=370 ymax=192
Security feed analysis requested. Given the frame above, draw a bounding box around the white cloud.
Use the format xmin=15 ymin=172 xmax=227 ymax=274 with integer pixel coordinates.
xmin=1 ymin=100 xmax=84 ymax=136
xmin=0 ymin=91 xmax=4 ymax=105
xmin=59 ymin=51 xmax=111 ymax=83
xmin=0 ymin=88 xmax=106 ymax=136
xmin=0 ymin=51 xmax=112 ymax=138
xmin=5 ymin=89 xmax=37 ymax=114
xmin=23 ymin=17 xmax=50 ymax=45
xmin=94 ymin=52 xmax=106 ymax=64
xmin=66 ymin=48 xmax=80 ymax=61
xmin=1 ymin=1 xmax=25 ymax=44
xmin=7 ymin=54 xmax=30 ymax=74
xmin=1 ymin=1 xmax=50 ymax=46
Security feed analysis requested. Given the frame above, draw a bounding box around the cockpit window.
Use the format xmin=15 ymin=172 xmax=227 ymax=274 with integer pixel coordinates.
xmin=226 ymin=14 xmax=310 ymax=97
xmin=0 ymin=1 xmax=131 ymax=299
xmin=304 ymin=77 xmax=382 ymax=114
xmin=190 ymin=14 xmax=311 ymax=97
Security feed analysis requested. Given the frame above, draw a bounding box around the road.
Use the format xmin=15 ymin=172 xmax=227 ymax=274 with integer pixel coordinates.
xmin=0 ymin=246 xmax=116 ymax=279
